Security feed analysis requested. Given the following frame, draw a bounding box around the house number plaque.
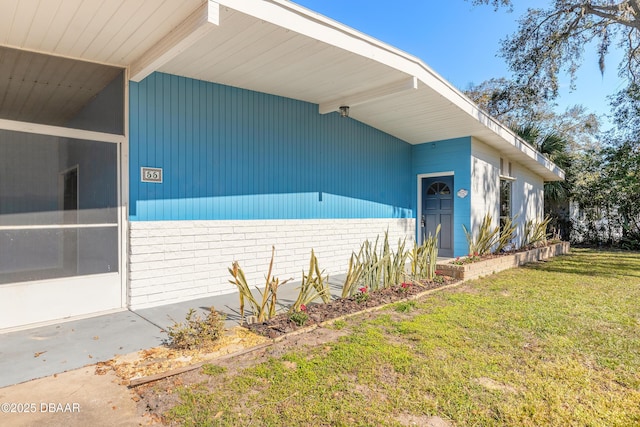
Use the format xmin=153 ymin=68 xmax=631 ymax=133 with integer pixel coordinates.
xmin=141 ymin=167 xmax=163 ymax=183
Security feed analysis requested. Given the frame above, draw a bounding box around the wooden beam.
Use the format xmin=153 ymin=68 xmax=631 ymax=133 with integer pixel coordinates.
xmin=129 ymin=1 xmax=220 ymax=82
xmin=318 ymin=76 xmax=418 ymax=114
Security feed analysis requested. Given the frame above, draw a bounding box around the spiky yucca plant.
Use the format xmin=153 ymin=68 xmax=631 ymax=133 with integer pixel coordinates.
xmin=522 ymin=216 xmax=552 ymax=249
xmin=409 ymin=224 xmax=440 ymax=280
xmin=495 ymin=214 xmax=519 ymax=253
xmin=463 ymin=214 xmax=499 ymax=256
xmin=228 ymin=246 xmax=291 ymax=322
xmin=290 ymin=249 xmax=330 ymax=313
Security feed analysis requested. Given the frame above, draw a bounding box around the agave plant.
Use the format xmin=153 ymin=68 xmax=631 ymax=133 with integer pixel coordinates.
xmin=495 ymin=214 xmax=519 ymax=253
xmin=359 ymin=236 xmax=387 ymax=292
xmin=463 ymin=214 xmax=500 ymax=256
xmin=409 ymin=224 xmax=440 ymax=280
xmin=382 ymin=232 xmax=409 ymax=289
xmin=341 ymin=230 xmax=409 ymax=297
xmin=522 ymin=216 xmax=552 ymax=249
xmin=228 ymin=246 xmax=291 ymax=322
xmin=290 ymin=249 xmax=330 ymax=313
xmin=341 ymin=251 xmax=364 ymax=298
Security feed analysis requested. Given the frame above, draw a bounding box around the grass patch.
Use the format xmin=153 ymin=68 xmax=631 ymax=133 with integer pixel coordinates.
xmin=394 ymin=300 xmax=418 ymax=313
xmin=164 ymin=249 xmax=640 ymax=426
xmin=330 ymin=319 xmax=347 ymax=330
xmin=201 ymin=364 xmax=227 ymax=376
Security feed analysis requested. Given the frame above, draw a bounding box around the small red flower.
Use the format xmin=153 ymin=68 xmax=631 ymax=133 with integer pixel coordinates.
xmin=300 ymin=304 xmax=307 ymax=311
xmin=435 ymin=270 xmax=444 ymax=276
xmin=473 ymin=251 xmax=479 ymax=257
xmin=359 ymin=287 xmax=368 ymax=293
xmin=401 ymin=282 xmax=411 ymax=289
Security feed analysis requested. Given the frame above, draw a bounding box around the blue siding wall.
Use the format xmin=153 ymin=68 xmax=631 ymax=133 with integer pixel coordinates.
xmin=129 ymin=73 xmax=413 ymax=221
xmin=412 ymin=137 xmax=471 ymax=257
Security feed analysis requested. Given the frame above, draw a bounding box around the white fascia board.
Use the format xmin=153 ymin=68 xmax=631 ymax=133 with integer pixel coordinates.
xmin=0 ymin=118 xmax=124 ymax=144
xmin=319 ymin=77 xmax=418 ymax=114
xmin=216 ymin=0 xmax=564 ymax=181
xmin=129 ymin=1 xmax=220 ymax=82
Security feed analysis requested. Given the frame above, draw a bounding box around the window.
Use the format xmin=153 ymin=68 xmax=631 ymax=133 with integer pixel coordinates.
xmin=0 ymin=131 xmax=118 ymax=284
xmin=426 ymin=182 xmax=451 ymax=195
xmin=499 ymin=178 xmax=512 ymax=232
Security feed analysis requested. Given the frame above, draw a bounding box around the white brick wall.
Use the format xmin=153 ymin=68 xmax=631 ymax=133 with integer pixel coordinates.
xmin=128 ymin=218 xmax=415 ymax=309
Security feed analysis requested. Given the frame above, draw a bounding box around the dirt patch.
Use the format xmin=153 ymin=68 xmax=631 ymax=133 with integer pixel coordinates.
xmin=451 ymin=282 xmax=482 ymax=294
xmin=95 ymin=327 xmax=269 ymax=385
xmin=473 ymin=377 xmax=518 ymax=393
xmin=397 ymin=414 xmax=452 ymax=427
xmin=134 ymin=324 xmax=353 ymax=423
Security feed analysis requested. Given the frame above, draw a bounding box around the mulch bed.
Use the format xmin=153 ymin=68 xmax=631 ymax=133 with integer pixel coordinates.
xmin=244 ymin=277 xmax=457 ymax=339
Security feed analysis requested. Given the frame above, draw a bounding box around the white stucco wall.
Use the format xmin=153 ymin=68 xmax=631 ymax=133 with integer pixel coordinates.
xmin=511 ymin=161 xmax=544 ymax=245
xmin=470 ymin=138 xmax=500 ymax=232
xmin=471 ymin=137 xmax=545 ymax=248
xmin=128 ymin=218 xmax=415 ymax=309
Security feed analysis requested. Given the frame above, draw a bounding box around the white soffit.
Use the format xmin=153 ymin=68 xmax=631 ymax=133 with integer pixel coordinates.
xmin=0 ymin=0 xmax=204 ymax=67
xmin=0 ymin=0 xmax=563 ymax=181
xmin=158 ymin=0 xmax=563 ymax=181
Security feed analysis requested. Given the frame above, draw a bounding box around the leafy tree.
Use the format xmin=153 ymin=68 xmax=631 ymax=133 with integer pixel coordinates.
xmin=609 ymin=83 xmax=640 ymax=145
xmin=464 ymin=77 xmax=543 ymax=123
xmin=595 ymin=86 xmax=640 ymax=246
xmin=465 ymin=80 xmax=601 ymax=152
xmin=569 ymin=85 xmax=640 ymax=247
xmin=604 ymin=141 xmax=640 ymax=248
xmin=469 ymin=0 xmax=640 ymax=99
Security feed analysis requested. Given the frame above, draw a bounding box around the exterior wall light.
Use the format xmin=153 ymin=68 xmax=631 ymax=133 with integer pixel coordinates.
xmin=339 ymin=106 xmax=349 ymax=118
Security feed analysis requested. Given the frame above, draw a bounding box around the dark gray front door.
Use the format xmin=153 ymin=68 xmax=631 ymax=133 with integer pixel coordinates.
xmin=421 ymin=176 xmax=454 ymax=258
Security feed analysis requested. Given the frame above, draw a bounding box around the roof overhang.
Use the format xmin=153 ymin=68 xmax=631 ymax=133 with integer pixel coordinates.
xmin=0 ymin=0 xmax=564 ymax=181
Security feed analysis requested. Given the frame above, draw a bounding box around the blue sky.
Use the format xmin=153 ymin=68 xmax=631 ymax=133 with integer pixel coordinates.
xmin=293 ymin=0 xmax=626 ymax=126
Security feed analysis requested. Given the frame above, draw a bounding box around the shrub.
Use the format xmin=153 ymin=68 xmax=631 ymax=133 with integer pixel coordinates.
xmin=288 ymin=309 xmax=309 ymax=327
xmin=354 ymin=286 xmax=369 ymax=303
xmin=166 ymin=307 xmax=226 ymax=350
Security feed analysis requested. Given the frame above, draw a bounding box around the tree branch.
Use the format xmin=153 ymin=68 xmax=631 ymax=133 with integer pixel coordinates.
xmin=584 ymin=2 xmax=640 ymax=29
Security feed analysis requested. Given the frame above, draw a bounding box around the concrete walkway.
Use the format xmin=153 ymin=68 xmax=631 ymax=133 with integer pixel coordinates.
xmin=0 ymin=274 xmax=347 ymax=389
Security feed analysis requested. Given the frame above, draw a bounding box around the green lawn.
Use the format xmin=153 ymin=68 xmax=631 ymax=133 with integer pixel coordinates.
xmin=165 ymin=249 xmax=640 ymax=426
